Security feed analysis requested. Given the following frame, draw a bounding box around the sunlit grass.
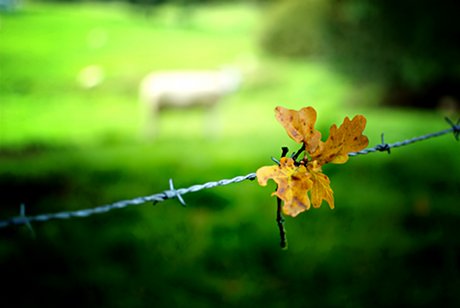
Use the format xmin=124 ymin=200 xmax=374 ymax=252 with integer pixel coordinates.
xmin=2 ymin=2 xmax=448 ymax=148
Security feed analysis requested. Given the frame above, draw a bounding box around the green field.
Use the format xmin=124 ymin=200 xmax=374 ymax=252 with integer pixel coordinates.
xmin=1 ymin=2 xmax=460 ymax=307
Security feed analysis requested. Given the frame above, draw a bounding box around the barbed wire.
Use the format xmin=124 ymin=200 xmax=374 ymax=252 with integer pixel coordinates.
xmin=349 ymin=117 xmax=460 ymax=156
xmin=0 ymin=118 xmax=458 ymax=230
xmin=0 ymin=173 xmax=257 ymax=229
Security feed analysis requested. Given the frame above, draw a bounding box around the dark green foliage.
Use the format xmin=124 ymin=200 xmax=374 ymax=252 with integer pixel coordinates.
xmin=1 ymin=143 xmax=460 ymax=307
xmin=261 ymin=0 xmax=460 ymax=108
xmin=260 ymin=0 xmax=329 ymax=59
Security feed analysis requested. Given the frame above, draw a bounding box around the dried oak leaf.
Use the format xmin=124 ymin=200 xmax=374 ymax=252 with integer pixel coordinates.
xmin=275 ymin=106 xmax=322 ymax=153
xmin=311 ymin=115 xmax=369 ymax=165
xmin=307 ymin=161 xmax=334 ymax=209
xmin=256 ymin=157 xmax=312 ymax=217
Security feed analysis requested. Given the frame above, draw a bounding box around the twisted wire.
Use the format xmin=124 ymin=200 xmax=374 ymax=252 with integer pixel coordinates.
xmin=0 ymin=119 xmax=458 ymax=229
xmin=349 ymin=121 xmax=460 ymax=157
xmin=0 ymin=173 xmax=256 ymax=229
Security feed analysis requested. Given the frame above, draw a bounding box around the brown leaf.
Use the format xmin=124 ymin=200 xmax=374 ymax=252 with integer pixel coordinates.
xmin=308 ymin=162 xmax=334 ymax=209
xmin=256 ymin=157 xmax=313 ymax=217
xmin=275 ymin=106 xmax=322 ymax=153
xmin=311 ymin=115 xmax=368 ymax=165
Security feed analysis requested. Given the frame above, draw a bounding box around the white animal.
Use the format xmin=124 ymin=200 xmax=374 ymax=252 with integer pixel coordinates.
xmin=139 ymin=68 xmax=241 ymax=138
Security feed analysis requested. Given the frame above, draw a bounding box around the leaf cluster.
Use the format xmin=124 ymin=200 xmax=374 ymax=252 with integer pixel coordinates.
xmin=257 ymin=106 xmax=368 ymax=217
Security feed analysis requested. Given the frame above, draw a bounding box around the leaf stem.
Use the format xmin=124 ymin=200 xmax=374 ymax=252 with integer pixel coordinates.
xmin=281 ymin=146 xmax=289 ymax=158
xmin=291 ymin=143 xmax=305 ymax=161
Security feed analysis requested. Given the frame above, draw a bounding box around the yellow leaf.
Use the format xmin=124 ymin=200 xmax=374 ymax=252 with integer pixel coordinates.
xmin=256 ymin=157 xmax=313 ymax=217
xmin=311 ymin=115 xmax=368 ymax=165
xmin=257 ymin=106 xmax=369 ymax=216
xmin=275 ymin=106 xmax=322 ymax=153
xmin=308 ymin=162 xmax=334 ymax=209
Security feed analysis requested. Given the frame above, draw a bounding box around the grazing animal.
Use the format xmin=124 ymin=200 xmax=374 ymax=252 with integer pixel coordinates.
xmin=139 ymin=68 xmax=241 ymax=138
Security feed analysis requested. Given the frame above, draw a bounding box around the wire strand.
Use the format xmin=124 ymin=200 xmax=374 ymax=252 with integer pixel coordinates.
xmin=1 ymin=121 xmax=458 ymax=229
xmin=349 ymin=121 xmax=459 ymax=157
xmin=0 ymin=173 xmax=257 ymax=229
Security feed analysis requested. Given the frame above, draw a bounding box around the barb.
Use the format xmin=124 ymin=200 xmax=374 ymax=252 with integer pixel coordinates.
xmin=19 ymin=204 xmax=36 ymax=238
xmin=445 ymin=117 xmax=460 ymax=141
xmin=166 ymin=178 xmax=186 ymax=206
xmin=349 ymin=118 xmax=460 ymax=157
xmin=375 ymin=133 xmax=391 ymax=154
xmin=0 ymin=118 xmax=458 ymax=229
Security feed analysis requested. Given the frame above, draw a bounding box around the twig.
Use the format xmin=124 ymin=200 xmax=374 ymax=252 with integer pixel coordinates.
xmin=291 ymin=143 xmax=306 ymax=161
xmin=276 ymin=197 xmax=288 ymax=249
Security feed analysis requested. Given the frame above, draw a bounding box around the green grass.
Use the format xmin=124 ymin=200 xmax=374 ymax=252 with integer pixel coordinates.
xmin=1 ymin=2 xmax=460 ymax=307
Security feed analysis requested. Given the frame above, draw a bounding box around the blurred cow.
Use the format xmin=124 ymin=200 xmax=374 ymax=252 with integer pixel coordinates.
xmin=139 ymin=67 xmax=241 ymax=138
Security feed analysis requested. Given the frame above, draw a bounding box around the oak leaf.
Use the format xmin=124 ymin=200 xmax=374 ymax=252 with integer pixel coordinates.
xmin=275 ymin=106 xmax=322 ymax=153
xmin=307 ymin=161 xmax=334 ymax=209
xmin=311 ymin=115 xmax=368 ymax=165
xmin=256 ymin=157 xmax=312 ymax=217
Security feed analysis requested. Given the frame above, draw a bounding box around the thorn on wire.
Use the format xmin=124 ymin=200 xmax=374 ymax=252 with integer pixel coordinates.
xmin=376 ymin=133 xmax=391 ymax=154
xmin=20 ymin=203 xmax=35 ymax=238
xmin=445 ymin=117 xmax=460 ymax=141
xmin=169 ymin=178 xmax=186 ymax=207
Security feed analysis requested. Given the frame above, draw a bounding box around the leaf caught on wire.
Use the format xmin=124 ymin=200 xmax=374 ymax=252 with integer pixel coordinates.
xmin=257 ymin=106 xmax=369 ymax=217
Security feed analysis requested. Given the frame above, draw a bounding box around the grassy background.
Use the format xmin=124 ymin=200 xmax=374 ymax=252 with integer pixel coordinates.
xmin=1 ymin=2 xmax=460 ymax=307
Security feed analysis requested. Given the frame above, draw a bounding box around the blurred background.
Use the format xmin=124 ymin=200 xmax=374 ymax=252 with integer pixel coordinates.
xmin=1 ymin=0 xmax=459 ymax=306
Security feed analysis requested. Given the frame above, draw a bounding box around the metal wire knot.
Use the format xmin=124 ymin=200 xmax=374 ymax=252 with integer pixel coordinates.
xmin=445 ymin=117 xmax=460 ymax=141
xmin=165 ymin=178 xmax=186 ymax=206
xmin=375 ymin=133 xmax=391 ymax=154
